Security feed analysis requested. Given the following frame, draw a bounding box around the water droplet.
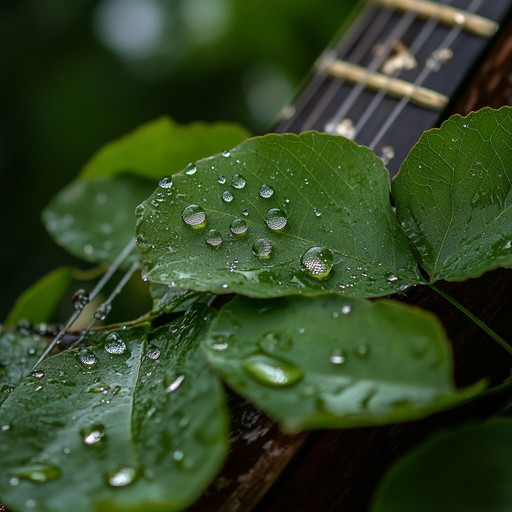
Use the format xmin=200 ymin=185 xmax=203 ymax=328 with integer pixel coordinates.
xmin=259 ymin=184 xmax=274 ymax=198
xmin=217 ymin=175 xmax=226 ymax=184
xmin=222 ymin=150 xmax=231 ymax=158
xmin=2 ymin=423 xmax=11 ymax=431
xmin=9 ymin=477 xmax=19 ymax=486
xmin=356 ymin=344 xmax=370 ymax=358
xmin=264 ymin=208 xmax=287 ymax=231
xmin=72 ymin=289 xmax=89 ymax=311
xmin=313 ymin=209 xmax=322 ymax=217
xmin=386 ymin=274 xmax=399 ymax=283
xmin=230 ymin=218 xmax=248 ymax=236
xmin=12 ymin=463 xmax=61 ymax=483
xmin=181 ymin=204 xmax=206 ymax=229
xmin=159 ymin=177 xmax=173 ymax=188
xmin=205 ymin=229 xmax=223 ymax=248
xmin=89 ymin=383 xmax=111 ymax=393
xmin=242 ymin=209 xmax=249 ymax=216
xmin=81 ymin=423 xmax=106 ymax=445
xmin=104 ymin=333 xmax=127 ymax=355
xmin=341 ymin=304 xmax=352 ymax=315
xmin=329 ymin=350 xmax=346 ymax=366
xmin=146 ymin=344 xmax=161 ymax=360
xmin=231 ymin=174 xmax=246 ymax=189
xmin=172 ymin=450 xmax=184 ymax=462
xmin=208 ymin=334 xmax=231 ymax=351
xmin=32 ymin=371 xmax=45 ymax=379
xmin=222 ymin=190 xmax=234 ymax=203
xmin=77 ymin=348 xmax=98 ymax=367
xmin=164 ymin=374 xmax=186 ymax=393
xmin=185 ymin=163 xmax=197 ymax=175
xmin=300 ymin=247 xmax=333 ymax=279
xmin=252 ymin=238 xmax=273 ymax=259
xmin=259 ymin=332 xmax=293 ymax=353
xmin=94 ymin=303 xmax=112 ymax=321
xmin=242 ymin=355 xmax=303 ymax=387
xmin=107 ymin=466 xmax=138 ymax=488
xmin=83 ymin=244 xmax=94 ymax=255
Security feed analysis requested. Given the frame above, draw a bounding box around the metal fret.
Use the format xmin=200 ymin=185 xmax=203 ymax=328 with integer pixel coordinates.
xmin=374 ymin=0 xmax=498 ymax=37
xmin=318 ymin=58 xmax=448 ymax=110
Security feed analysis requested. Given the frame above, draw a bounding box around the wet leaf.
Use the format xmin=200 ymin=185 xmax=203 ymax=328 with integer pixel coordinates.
xmin=203 ymin=295 xmax=482 ymax=432
xmin=0 ymin=308 xmax=228 ymax=512
xmin=136 ymin=132 xmax=422 ymax=298
xmin=371 ymin=420 xmax=512 ymax=512
xmin=5 ymin=267 xmax=74 ymax=326
xmin=80 ymin=117 xmax=250 ymax=181
xmin=43 ymin=173 xmax=155 ymax=265
xmin=393 ymin=107 xmax=512 ymax=282
xmin=0 ymin=328 xmax=47 ymax=404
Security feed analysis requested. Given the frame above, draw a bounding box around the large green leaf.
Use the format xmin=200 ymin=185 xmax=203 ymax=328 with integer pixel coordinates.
xmin=5 ymin=267 xmax=74 ymax=326
xmin=203 ymin=295 xmax=480 ymax=432
xmin=43 ymin=173 xmax=155 ymax=265
xmin=393 ymin=107 xmax=512 ymax=282
xmin=371 ymin=420 xmax=512 ymax=512
xmin=0 ymin=308 xmax=228 ymax=512
xmin=136 ymin=132 xmax=422 ymax=298
xmin=0 ymin=328 xmax=47 ymax=404
xmin=80 ymin=117 xmax=250 ymax=180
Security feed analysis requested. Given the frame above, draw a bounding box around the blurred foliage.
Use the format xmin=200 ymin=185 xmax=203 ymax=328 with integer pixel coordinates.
xmin=0 ymin=0 xmax=357 ymax=318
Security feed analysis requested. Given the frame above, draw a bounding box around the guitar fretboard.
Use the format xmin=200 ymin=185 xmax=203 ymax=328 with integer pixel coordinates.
xmin=277 ymin=0 xmax=512 ymax=175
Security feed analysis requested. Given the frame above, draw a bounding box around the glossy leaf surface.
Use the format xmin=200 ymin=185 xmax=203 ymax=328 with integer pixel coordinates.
xmin=372 ymin=420 xmax=512 ymax=512
xmin=393 ymin=107 xmax=512 ymax=281
xmin=5 ymin=267 xmax=74 ymax=326
xmin=80 ymin=117 xmax=250 ymax=180
xmin=137 ymin=132 xmax=422 ymax=298
xmin=0 ymin=308 xmax=228 ymax=512
xmin=203 ymin=295 xmax=480 ymax=431
xmin=43 ymin=174 xmax=155 ymax=265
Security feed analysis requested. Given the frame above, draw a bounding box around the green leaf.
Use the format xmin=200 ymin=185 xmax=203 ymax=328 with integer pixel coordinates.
xmin=42 ymin=173 xmax=155 ymax=265
xmin=371 ymin=419 xmax=512 ymax=512
xmin=0 ymin=328 xmax=47 ymax=404
xmin=203 ymin=295 xmax=481 ymax=432
xmin=5 ymin=267 xmax=74 ymax=326
xmin=393 ymin=107 xmax=512 ymax=282
xmin=0 ymin=308 xmax=228 ymax=512
xmin=80 ymin=117 xmax=251 ymax=181
xmin=136 ymin=132 xmax=422 ymax=298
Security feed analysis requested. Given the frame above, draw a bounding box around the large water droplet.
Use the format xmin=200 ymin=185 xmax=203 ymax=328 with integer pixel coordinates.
xmin=104 ymin=333 xmax=127 ymax=355
xmin=222 ymin=191 xmax=234 ymax=203
xmin=259 ymin=184 xmax=274 ymax=198
xmin=81 ymin=423 xmax=106 ymax=445
xmin=181 ymin=204 xmax=206 ymax=229
xmin=185 ymin=163 xmax=197 ymax=175
xmin=159 ymin=177 xmax=173 ymax=189
xmin=231 ymin=174 xmax=246 ymax=189
xmin=77 ymin=349 xmax=98 ymax=367
xmin=205 ymin=229 xmax=223 ymax=248
xmin=12 ymin=463 xmax=61 ymax=483
xmin=107 ymin=466 xmax=138 ymax=488
xmin=264 ymin=208 xmax=287 ymax=231
xmin=164 ymin=374 xmax=186 ymax=393
xmin=72 ymin=289 xmax=89 ymax=311
xmin=217 ymin=175 xmax=226 ymax=184
xmin=252 ymin=238 xmax=273 ymax=259
xmin=230 ymin=218 xmax=248 ymax=236
xmin=300 ymin=247 xmax=333 ymax=279
xmin=146 ymin=344 xmax=161 ymax=360
xmin=242 ymin=355 xmax=303 ymax=387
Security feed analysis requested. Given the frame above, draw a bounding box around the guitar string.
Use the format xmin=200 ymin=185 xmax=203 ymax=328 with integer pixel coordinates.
xmin=368 ymin=0 xmax=484 ymax=149
xmin=299 ymin=4 xmax=395 ymax=131
xmin=32 ymin=237 xmax=137 ymax=368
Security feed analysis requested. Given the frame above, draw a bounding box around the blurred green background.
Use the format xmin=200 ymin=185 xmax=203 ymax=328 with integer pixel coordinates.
xmin=0 ymin=0 xmax=356 ymax=318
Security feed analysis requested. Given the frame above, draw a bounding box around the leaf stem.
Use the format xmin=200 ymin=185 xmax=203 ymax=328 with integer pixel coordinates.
xmin=430 ymin=283 xmax=512 ymax=358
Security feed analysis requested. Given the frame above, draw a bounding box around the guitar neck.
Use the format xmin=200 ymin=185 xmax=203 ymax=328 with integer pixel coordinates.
xmin=277 ymin=0 xmax=512 ymax=175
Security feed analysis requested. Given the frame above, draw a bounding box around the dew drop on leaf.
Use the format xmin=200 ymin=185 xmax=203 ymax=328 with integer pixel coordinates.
xmin=205 ymin=229 xmax=223 ymax=248
xmin=222 ymin=191 xmax=234 ymax=203
xmin=89 ymin=383 xmax=111 ymax=394
xmin=12 ymin=463 xmax=61 ymax=483
xmin=164 ymin=374 xmax=186 ymax=394
xmin=106 ymin=466 xmax=138 ymax=488
xmin=159 ymin=177 xmax=173 ymax=189
xmin=264 ymin=208 xmax=288 ymax=231
xmin=146 ymin=344 xmax=161 ymax=360
xmin=81 ymin=423 xmax=107 ymax=446
xmin=222 ymin=150 xmax=231 ymax=158
xmin=231 ymin=174 xmax=246 ymax=189
xmin=242 ymin=355 xmax=303 ymax=387
xmin=259 ymin=332 xmax=293 ymax=353
xmin=259 ymin=184 xmax=274 ymax=198
xmin=329 ymin=350 xmax=346 ymax=366
xmin=77 ymin=349 xmax=98 ymax=367
xmin=32 ymin=371 xmax=45 ymax=379
xmin=230 ymin=218 xmax=248 ymax=236
xmin=242 ymin=209 xmax=249 ymax=216
xmin=341 ymin=304 xmax=352 ymax=315
xmin=104 ymin=333 xmax=128 ymax=355
xmin=217 ymin=175 xmax=226 ymax=184
xmin=252 ymin=238 xmax=273 ymax=259
xmin=72 ymin=289 xmax=89 ymax=311
xmin=185 ymin=163 xmax=197 ymax=175
xmin=356 ymin=344 xmax=370 ymax=358
xmin=181 ymin=204 xmax=206 ymax=229
xmin=300 ymin=247 xmax=333 ymax=279
xmin=94 ymin=303 xmax=112 ymax=321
